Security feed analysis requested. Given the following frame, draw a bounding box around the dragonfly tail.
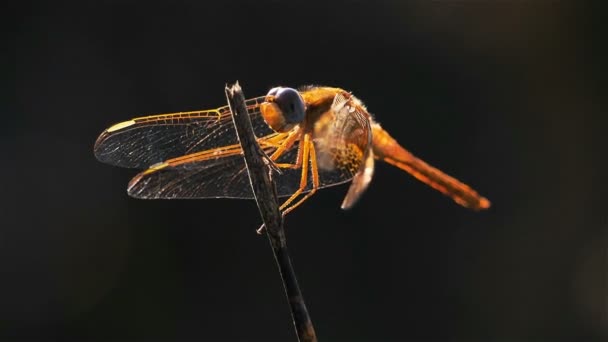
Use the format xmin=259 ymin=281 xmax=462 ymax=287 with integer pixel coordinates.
xmin=371 ymin=124 xmax=490 ymax=211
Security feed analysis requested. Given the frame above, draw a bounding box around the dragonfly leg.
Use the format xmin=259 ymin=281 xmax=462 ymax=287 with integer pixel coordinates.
xmin=255 ymin=135 xmax=312 ymax=235
xmin=281 ymin=138 xmax=319 ymax=216
xmin=272 ymin=128 xmax=305 ymax=169
xmin=269 ymin=126 xmax=301 ymax=162
xmin=274 ymin=162 xmax=299 ymax=169
xmin=278 ymin=133 xmax=311 ymax=211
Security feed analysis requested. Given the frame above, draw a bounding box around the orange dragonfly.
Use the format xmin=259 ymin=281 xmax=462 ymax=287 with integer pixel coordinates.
xmin=94 ymin=86 xmax=490 ymax=215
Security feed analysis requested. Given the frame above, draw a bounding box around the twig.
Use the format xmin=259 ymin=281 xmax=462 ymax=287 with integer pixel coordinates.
xmin=225 ymin=82 xmax=317 ymax=342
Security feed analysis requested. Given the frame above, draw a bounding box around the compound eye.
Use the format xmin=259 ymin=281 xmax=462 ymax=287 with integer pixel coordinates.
xmin=270 ymin=87 xmax=305 ymax=125
xmin=267 ymin=87 xmax=281 ymax=97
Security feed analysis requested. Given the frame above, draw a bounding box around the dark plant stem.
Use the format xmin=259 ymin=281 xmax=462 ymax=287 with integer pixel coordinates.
xmin=225 ymin=82 xmax=317 ymax=342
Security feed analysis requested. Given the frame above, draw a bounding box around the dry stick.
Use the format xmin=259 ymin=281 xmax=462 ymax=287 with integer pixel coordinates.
xmin=225 ymin=82 xmax=317 ymax=342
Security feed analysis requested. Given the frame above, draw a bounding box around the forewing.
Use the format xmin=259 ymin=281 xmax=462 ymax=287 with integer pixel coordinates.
xmin=94 ymin=96 xmax=272 ymax=169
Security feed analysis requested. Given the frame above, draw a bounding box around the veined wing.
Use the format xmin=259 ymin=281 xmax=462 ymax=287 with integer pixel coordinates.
xmin=313 ymin=92 xmax=374 ymax=208
xmin=127 ymin=92 xmax=374 ymax=200
xmin=94 ymin=96 xmax=271 ymax=169
xmin=127 ymin=132 xmax=313 ymax=199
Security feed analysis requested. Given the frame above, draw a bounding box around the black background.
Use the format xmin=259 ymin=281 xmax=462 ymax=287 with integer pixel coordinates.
xmin=5 ymin=1 xmax=608 ymax=341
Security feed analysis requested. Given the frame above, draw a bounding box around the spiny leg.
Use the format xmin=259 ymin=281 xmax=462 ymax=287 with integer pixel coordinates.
xmin=279 ymin=133 xmax=311 ymax=211
xmin=256 ymin=134 xmax=309 ymax=234
xmin=273 ymin=128 xmax=306 ymax=169
xmin=281 ymin=138 xmax=320 ymax=216
xmin=255 ymin=135 xmax=318 ymax=234
xmin=269 ymin=126 xmax=301 ymax=163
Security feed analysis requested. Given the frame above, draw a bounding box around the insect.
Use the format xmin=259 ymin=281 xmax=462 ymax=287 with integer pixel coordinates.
xmin=94 ymin=86 xmax=490 ymax=215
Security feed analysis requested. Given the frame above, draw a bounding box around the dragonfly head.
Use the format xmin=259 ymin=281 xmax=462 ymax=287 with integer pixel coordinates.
xmin=260 ymin=87 xmax=306 ymax=132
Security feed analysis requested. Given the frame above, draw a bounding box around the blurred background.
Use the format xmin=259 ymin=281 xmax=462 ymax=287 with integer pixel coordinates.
xmin=4 ymin=1 xmax=608 ymax=341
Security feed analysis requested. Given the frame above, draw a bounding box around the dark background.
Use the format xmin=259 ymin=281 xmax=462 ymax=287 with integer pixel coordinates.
xmin=4 ymin=1 xmax=608 ymax=341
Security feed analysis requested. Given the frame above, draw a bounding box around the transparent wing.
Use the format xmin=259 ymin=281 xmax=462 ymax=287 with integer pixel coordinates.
xmin=93 ymin=96 xmax=271 ymax=169
xmin=128 ymin=151 xmax=256 ymax=199
xmin=126 ymin=92 xmax=374 ymax=200
xmin=127 ymin=134 xmax=311 ymax=199
xmin=314 ymin=92 xmax=374 ymax=207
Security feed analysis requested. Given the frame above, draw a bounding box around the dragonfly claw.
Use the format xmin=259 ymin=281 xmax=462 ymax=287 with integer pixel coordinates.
xmin=262 ymin=154 xmax=283 ymax=175
xmin=256 ymin=210 xmax=287 ymax=234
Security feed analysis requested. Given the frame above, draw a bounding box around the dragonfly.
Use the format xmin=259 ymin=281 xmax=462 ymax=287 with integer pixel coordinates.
xmin=94 ymin=86 xmax=490 ymax=216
